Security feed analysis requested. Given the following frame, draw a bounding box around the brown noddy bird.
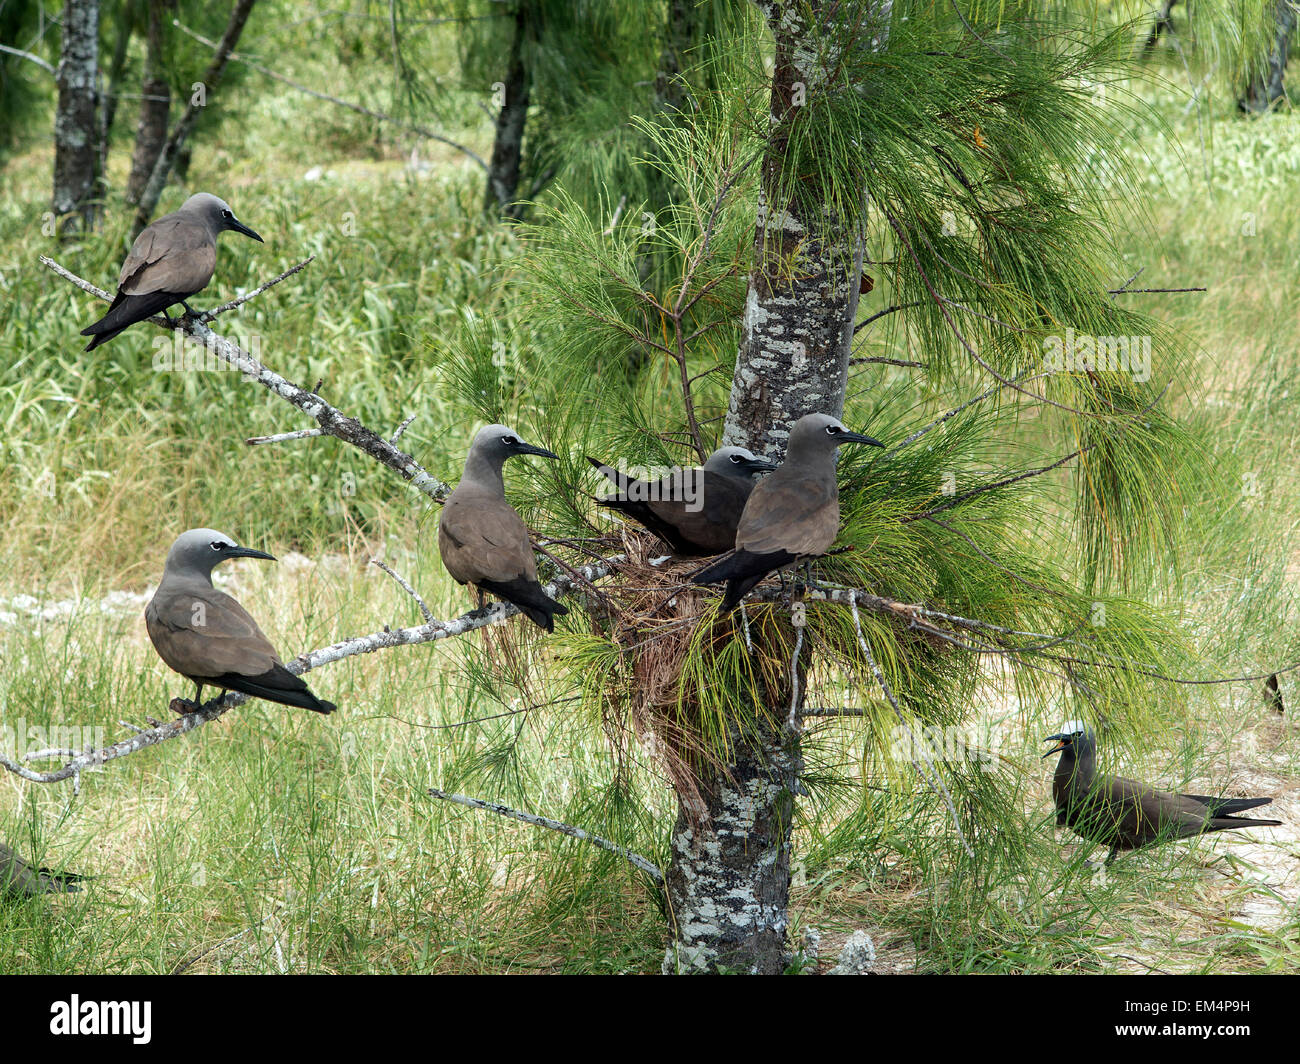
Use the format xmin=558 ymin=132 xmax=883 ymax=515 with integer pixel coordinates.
xmin=1 ymin=843 xmax=82 ymax=899
xmin=81 ymin=193 xmax=263 ymax=351
xmin=439 ymin=424 xmax=569 ymax=632
xmin=690 ymin=413 xmax=884 ymax=612
xmin=1043 ymin=721 xmax=1282 ymax=864
xmin=587 ymin=446 xmax=777 ymax=556
xmin=146 ymin=529 xmax=335 ymax=714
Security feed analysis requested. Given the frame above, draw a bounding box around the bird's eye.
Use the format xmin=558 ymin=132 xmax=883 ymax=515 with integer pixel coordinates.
xmin=210 ymin=541 xmax=226 ymax=551
xmin=825 ymin=425 xmax=840 ymax=435
xmin=222 ymin=209 xmax=233 ymax=219
xmin=503 ymin=436 xmax=518 ymax=446
xmin=729 ymin=454 xmax=742 ymax=464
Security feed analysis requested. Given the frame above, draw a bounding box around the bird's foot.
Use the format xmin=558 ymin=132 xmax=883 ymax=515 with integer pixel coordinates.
xmin=169 ymin=697 xmax=202 ymax=716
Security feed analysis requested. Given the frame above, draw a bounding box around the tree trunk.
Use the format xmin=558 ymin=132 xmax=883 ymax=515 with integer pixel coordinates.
xmin=654 ymin=0 xmax=695 ymax=115
xmin=126 ymin=0 xmax=171 ymax=206
xmin=52 ymin=0 xmax=102 ymax=236
xmin=1142 ymin=0 xmax=1179 ymax=52
xmin=131 ymin=0 xmax=257 ymax=238
xmin=101 ymin=0 xmax=136 ymax=148
xmin=1240 ymin=0 xmax=1296 ymax=113
xmin=483 ymin=3 xmax=531 ymax=218
xmin=662 ymin=0 xmax=889 ymax=975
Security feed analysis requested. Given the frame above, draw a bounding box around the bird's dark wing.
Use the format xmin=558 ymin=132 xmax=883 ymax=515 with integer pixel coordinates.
xmin=644 ymin=471 xmax=746 ymax=555
xmin=146 ymin=585 xmax=282 ymax=680
xmin=198 ymin=663 xmax=335 ymax=714
xmin=118 ymin=215 xmax=217 ymax=296
xmin=735 ymin=472 xmax=838 ymax=557
xmin=438 ymin=490 xmax=538 ymax=585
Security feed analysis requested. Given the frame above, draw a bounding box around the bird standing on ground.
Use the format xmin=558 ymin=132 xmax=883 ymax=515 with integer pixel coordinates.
xmin=1043 ymin=721 xmax=1281 ymax=864
xmin=81 ymin=193 xmax=263 ymax=351
xmin=587 ymin=446 xmax=777 ymax=556
xmin=690 ymin=413 xmax=885 ymax=612
xmin=1 ymin=843 xmax=83 ymax=899
xmin=145 ymin=529 xmax=335 ymax=714
xmin=439 ymin=425 xmax=569 ymax=631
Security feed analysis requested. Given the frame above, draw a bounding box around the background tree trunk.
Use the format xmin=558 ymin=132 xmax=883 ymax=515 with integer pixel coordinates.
xmin=101 ymin=0 xmax=136 ymax=148
xmin=483 ymin=3 xmax=531 ymax=218
xmin=51 ymin=0 xmax=101 ymax=235
xmin=126 ymin=0 xmax=172 ymax=206
xmin=131 ymin=0 xmax=257 ymax=237
xmin=1240 ymin=0 xmax=1296 ymax=112
xmin=1143 ymin=0 xmax=1179 ymax=52
xmin=662 ymin=0 xmax=888 ymax=975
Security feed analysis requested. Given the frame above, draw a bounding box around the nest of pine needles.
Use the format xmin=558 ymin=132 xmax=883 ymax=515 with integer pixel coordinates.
xmin=579 ymin=524 xmax=810 ymax=823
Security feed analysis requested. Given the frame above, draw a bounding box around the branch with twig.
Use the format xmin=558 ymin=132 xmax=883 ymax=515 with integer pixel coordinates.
xmin=427 ymin=788 xmax=664 ymax=883
xmin=12 ymin=256 xmax=624 ymax=786
xmin=41 ymin=256 xmax=450 ymax=503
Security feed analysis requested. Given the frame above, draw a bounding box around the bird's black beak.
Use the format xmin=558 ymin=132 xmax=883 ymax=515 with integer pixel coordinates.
xmin=229 ymin=217 xmax=264 ymax=243
xmin=838 ymin=430 xmax=886 ymax=448
xmin=1041 ymin=734 xmax=1070 ymax=758
xmin=229 ymin=546 xmax=276 ymax=562
xmin=514 ymin=440 xmax=559 ymax=460
xmin=745 ymin=457 xmax=779 ymax=473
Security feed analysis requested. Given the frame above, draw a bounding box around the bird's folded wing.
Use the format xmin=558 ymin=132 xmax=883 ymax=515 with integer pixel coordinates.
xmin=439 ymin=497 xmax=537 ymax=583
xmin=736 ymin=476 xmax=838 ymax=556
xmin=120 ymin=218 xmax=216 ymax=296
xmin=146 ymin=587 xmax=281 ymax=677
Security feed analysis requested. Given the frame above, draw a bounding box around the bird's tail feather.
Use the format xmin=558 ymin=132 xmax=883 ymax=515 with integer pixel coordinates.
xmin=477 ymin=577 xmax=570 ymax=632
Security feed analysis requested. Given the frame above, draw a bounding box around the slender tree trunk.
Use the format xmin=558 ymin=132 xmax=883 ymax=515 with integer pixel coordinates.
xmin=1240 ymin=0 xmax=1296 ymax=112
xmin=1142 ymin=0 xmax=1178 ymax=52
xmin=52 ymin=0 xmax=102 ymax=235
xmin=131 ymin=0 xmax=256 ymax=238
xmin=662 ymin=0 xmax=889 ymax=974
xmin=483 ymin=3 xmax=531 ymax=218
xmin=101 ymin=0 xmax=136 ymax=146
xmin=126 ymin=0 xmax=171 ymax=205
xmin=654 ymin=0 xmax=694 ymax=115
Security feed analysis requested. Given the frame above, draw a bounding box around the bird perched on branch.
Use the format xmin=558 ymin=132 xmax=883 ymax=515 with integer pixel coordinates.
xmin=1043 ymin=721 xmax=1281 ymax=864
xmin=1 ymin=843 xmax=83 ymax=899
xmin=146 ymin=529 xmax=336 ymax=714
xmin=690 ymin=413 xmax=885 ymax=612
xmin=587 ymin=447 xmax=777 ymax=556
xmin=81 ymin=193 xmax=263 ymax=351
xmin=439 ymin=425 xmax=569 ymax=631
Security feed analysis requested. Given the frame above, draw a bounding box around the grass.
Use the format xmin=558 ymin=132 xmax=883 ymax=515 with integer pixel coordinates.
xmin=2 ymin=14 xmax=1300 ymax=973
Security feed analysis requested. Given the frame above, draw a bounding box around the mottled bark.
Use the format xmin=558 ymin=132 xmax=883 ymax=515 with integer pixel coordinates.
xmin=126 ymin=0 xmax=171 ymax=206
xmin=1240 ymin=0 xmax=1296 ymax=113
xmin=663 ymin=0 xmax=889 ymax=975
xmin=52 ymin=0 xmax=102 ymax=235
xmin=132 ymin=0 xmax=257 ymax=239
xmin=484 ymin=4 xmax=531 ymax=218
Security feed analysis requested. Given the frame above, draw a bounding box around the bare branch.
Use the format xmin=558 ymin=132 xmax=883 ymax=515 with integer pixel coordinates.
xmin=246 ymin=428 xmax=324 ymax=446
xmin=371 ymin=558 xmax=434 ymax=624
xmin=390 ymin=415 xmax=417 ymax=444
xmin=1 ymin=559 xmax=616 ymax=785
xmin=41 ymin=256 xmax=450 ymax=503
xmin=427 ymin=788 xmax=665 ymax=884
xmin=199 ymin=256 xmax=316 ymax=321
xmin=0 ymin=43 xmax=55 ymax=74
